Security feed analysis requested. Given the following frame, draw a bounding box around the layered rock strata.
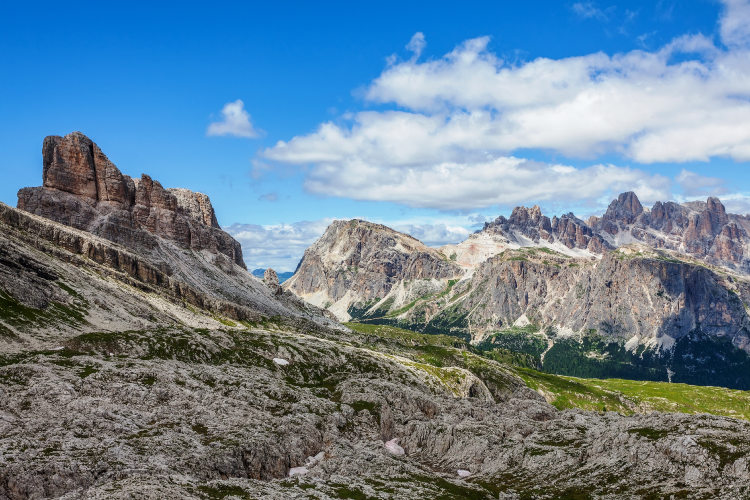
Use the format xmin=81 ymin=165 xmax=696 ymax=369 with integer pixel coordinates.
xmin=17 ymin=132 xmax=244 ymax=267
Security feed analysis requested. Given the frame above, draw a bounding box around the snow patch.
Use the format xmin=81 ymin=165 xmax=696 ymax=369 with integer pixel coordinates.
xmin=643 ymin=334 xmax=676 ymax=353
xmin=384 ymin=438 xmax=405 ymax=455
xmin=457 ymin=469 xmax=471 ymax=478
xmin=273 ymin=358 xmax=289 ymax=366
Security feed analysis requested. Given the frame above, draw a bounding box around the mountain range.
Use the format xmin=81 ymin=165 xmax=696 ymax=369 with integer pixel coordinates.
xmin=1 ymin=132 xmax=749 ymax=498
xmin=285 ymin=192 xmax=750 ymax=389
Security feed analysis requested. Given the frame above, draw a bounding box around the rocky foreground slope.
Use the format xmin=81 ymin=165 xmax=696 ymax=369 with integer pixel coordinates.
xmin=286 ymin=194 xmax=750 ymax=389
xmin=2 ymin=133 xmax=750 ymax=499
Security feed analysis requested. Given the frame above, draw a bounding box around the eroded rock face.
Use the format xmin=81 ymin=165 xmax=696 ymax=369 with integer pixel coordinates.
xmin=600 ymin=191 xmax=644 ymax=234
xmin=593 ymin=193 xmax=749 ymax=270
xmin=284 ymin=220 xmax=462 ymax=319
xmin=483 ymin=206 xmax=610 ymax=254
xmin=457 ymin=249 xmax=750 ymax=352
xmin=17 ymin=132 xmax=244 ymax=268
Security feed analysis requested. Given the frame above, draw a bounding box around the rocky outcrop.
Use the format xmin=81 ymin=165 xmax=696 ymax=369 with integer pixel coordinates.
xmin=599 ymin=191 xmax=644 ymax=234
xmin=2 ymin=321 xmax=749 ymax=498
xmin=591 ymin=192 xmax=750 ymax=270
xmin=458 ymin=248 xmax=750 ymax=352
xmin=263 ymin=268 xmax=282 ymax=295
xmin=482 ymin=206 xmax=609 ymax=254
xmin=284 ymin=220 xmax=462 ymax=320
xmin=0 ymin=202 xmax=339 ymax=340
xmin=17 ymin=132 xmax=244 ymax=268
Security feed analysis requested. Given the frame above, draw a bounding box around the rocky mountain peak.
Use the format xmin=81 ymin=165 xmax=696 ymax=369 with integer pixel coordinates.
xmin=284 ymin=218 xmax=462 ymax=320
xmin=42 ymin=131 xmax=135 ymax=206
xmin=600 ymin=191 xmax=644 ymax=234
xmin=706 ymin=196 xmax=729 ymax=228
xmin=18 ymin=132 xmax=245 ymax=268
xmin=482 ymin=205 xmax=606 ymax=254
xmin=508 ymin=205 xmax=543 ymax=225
xmin=169 ymin=188 xmax=220 ymax=228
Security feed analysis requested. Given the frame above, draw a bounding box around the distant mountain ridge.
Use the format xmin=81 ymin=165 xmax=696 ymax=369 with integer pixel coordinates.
xmin=286 ymin=192 xmax=750 ymax=389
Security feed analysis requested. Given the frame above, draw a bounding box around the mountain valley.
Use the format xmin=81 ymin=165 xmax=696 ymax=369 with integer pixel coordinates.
xmin=1 ymin=132 xmax=749 ymax=499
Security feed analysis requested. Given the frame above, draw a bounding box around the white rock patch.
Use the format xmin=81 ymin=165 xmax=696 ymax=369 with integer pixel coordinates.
xmin=625 ymin=335 xmax=640 ymax=352
xmin=384 ymin=438 xmax=404 ymax=455
xmin=513 ymin=314 xmax=530 ymax=327
xmin=273 ymin=358 xmax=289 ymax=366
xmin=306 ymin=451 xmax=325 ymax=465
xmin=288 ymin=466 xmax=308 ymax=477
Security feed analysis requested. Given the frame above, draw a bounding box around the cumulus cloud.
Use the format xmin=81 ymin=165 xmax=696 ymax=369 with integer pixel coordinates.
xmin=225 ymin=219 xmax=334 ymax=271
xmin=264 ymin=107 xmax=671 ymax=209
xmin=391 ymin=223 xmax=470 ymax=246
xmin=226 ymin=218 xmax=479 ymax=271
xmin=263 ymin=7 xmax=750 ymax=211
xmin=207 ymin=99 xmax=260 ymax=138
xmin=362 ymin=34 xmax=750 ymax=163
xmin=676 ymin=169 xmax=727 ymax=197
xmin=720 ymin=0 xmax=750 ymax=47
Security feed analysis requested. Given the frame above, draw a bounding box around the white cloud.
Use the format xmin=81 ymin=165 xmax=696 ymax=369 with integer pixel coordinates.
xmin=264 ymin=10 xmax=750 ymax=211
xmin=720 ymin=0 xmax=750 ymax=47
xmin=676 ymin=169 xmax=727 ymax=197
xmin=264 ymin=107 xmax=671 ymax=209
xmin=572 ymin=2 xmax=609 ymax=21
xmin=391 ymin=223 xmax=470 ymax=246
xmin=406 ymin=32 xmax=426 ymax=59
xmin=716 ymin=193 xmax=750 ymax=215
xmin=207 ymin=99 xmax=260 ymax=138
xmin=361 ymin=34 xmax=750 ymax=163
xmin=225 ymin=219 xmax=334 ymax=271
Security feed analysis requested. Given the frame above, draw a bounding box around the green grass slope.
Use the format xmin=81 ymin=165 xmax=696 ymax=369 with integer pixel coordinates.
xmin=346 ymin=322 xmax=750 ymax=422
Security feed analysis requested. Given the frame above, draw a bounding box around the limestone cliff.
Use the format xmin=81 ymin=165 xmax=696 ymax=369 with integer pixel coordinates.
xmin=17 ymin=131 xmax=244 ymax=268
xmin=284 ymin=219 xmax=462 ymax=320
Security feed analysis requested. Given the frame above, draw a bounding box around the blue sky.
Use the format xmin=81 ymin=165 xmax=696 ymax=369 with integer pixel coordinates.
xmin=2 ymin=1 xmax=750 ymax=271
